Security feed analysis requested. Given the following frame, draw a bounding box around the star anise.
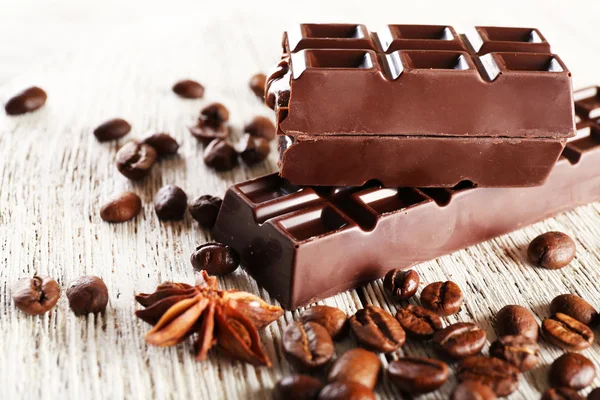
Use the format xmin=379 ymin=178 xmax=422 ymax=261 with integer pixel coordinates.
xmin=135 ymin=271 xmax=283 ymax=366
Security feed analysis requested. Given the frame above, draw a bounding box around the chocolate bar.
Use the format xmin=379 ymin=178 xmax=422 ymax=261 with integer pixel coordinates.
xmin=266 ymin=24 xmax=576 ymax=187
xmin=212 ymin=88 xmax=600 ymax=310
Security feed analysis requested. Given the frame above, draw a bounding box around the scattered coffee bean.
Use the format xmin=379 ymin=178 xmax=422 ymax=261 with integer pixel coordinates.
xmin=189 ymin=195 xmax=222 ymax=228
xmin=541 ymin=387 xmax=585 ymax=400
xmin=588 ymin=388 xmax=600 ymax=400
xmin=489 ymin=334 xmax=539 ymax=372
xmin=450 ymin=381 xmax=497 ymax=400
xmin=189 ymin=119 xmax=229 ymax=145
xmin=100 ymin=191 xmax=142 ymax=223
xmin=172 ymin=79 xmax=205 ymax=99
xmin=244 ymin=116 xmax=275 ymax=141
xmin=395 ymin=304 xmax=443 ymax=340
xmin=5 ymin=86 xmax=47 ymax=115
xmin=154 ymin=185 xmax=188 ymax=221
xmin=203 ymin=139 xmax=238 ymax=171
xmin=273 ymin=375 xmax=324 ymax=400
xmin=190 ymin=242 xmax=239 ymax=276
xmin=349 ymin=305 xmax=405 ymax=353
xmin=66 ymin=276 xmax=109 ymax=315
xmin=249 ymin=73 xmax=267 ymax=99
xmin=542 ymin=313 xmax=594 ymax=351
xmin=282 ymin=321 xmax=334 ymax=370
xmin=94 ymin=118 xmax=131 ymax=142
xmin=142 ymin=133 xmax=179 ymax=157
xmin=317 ymin=382 xmax=374 ymax=400
xmin=433 ymin=322 xmax=486 ymax=360
xmin=300 ymin=305 xmax=348 ymax=339
xmin=551 ymin=294 xmax=598 ymax=327
xmin=549 ymin=353 xmax=595 ymax=390
xmin=383 ymin=269 xmax=420 ymax=301
xmin=115 ymin=141 xmax=157 ymax=180
xmin=12 ymin=276 xmax=60 ymax=315
xmin=239 ymin=134 xmax=270 ymax=165
xmin=200 ymin=102 xmax=229 ymax=124
xmin=327 ymin=348 xmax=380 ymax=390
xmin=420 ymin=280 xmax=463 ymax=316
xmin=528 ymin=231 xmax=576 ymax=269
xmin=457 ymin=356 xmax=520 ymax=397
xmin=495 ymin=304 xmax=539 ymax=341
xmin=388 ymin=357 xmax=449 ymax=394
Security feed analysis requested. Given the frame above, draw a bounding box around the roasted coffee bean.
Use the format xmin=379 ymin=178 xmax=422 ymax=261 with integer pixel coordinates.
xmin=200 ymin=102 xmax=229 ymax=124
xmin=300 ymin=305 xmax=348 ymax=339
xmin=420 ymin=280 xmax=463 ymax=316
xmin=249 ymin=73 xmax=267 ymax=98
xmin=327 ymin=348 xmax=380 ymax=390
xmin=317 ymin=382 xmax=374 ymax=400
xmin=154 ymin=185 xmax=188 ymax=221
xmin=528 ymin=231 xmax=576 ymax=269
xmin=203 ymin=139 xmax=238 ymax=171
xmin=433 ymin=322 xmax=486 ymax=360
xmin=541 ymin=387 xmax=585 ymax=400
xmin=94 ymin=118 xmax=131 ymax=142
xmin=457 ymin=356 xmax=520 ymax=397
xmin=273 ymin=375 xmax=324 ymax=400
xmin=495 ymin=304 xmax=539 ymax=341
xmin=66 ymin=276 xmax=109 ymax=315
xmin=190 ymin=242 xmax=239 ymax=276
xmin=588 ymin=388 xmax=600 ymax=400
xmin=551 ymin=294 xmax=598 ymax=327
xmin=5 ymin=86 xmax=47 ymax=115
xmin=100 ymin=191 xmax=142 ymax=222
xmin=450 ymin=381 xmax=497 ymax=400
xmin=388 ymin=357 xmax=449 ymax=394
xmin=172 ymin=79 xmax=205 ymax=99
xmin=383 ymin=269 xmax=420 ymax=301
xmin=349 ymin=305 xmax=405 ymax=353
xmin=189 ymin=195 xmax=222 ymax=228
xmin=12 ymin=276 xmax=60 ymax=315
xmin=244 ymin=115 xmax=276 ymax=141
xmin=115 ymin=141 xmax=157 ymax=180
xmin=549 ymin=353 xmax=595 ymax=390
xmin=189 ymin=119 xmax=229 ymax=145
xmin=395 ymin=304 xmax=443 ymax=339
xmin=489 ymin=335 xmax=539 ymax=372
xmin=542 ymin=313 xmax=594 ymax=351
xmin=282 ymin=321 xmax=334 ymax=370
xmin=239 ymin=134 xmax=270 ymax=165
xmin=142 ymin=133 xmax=179 ymax=157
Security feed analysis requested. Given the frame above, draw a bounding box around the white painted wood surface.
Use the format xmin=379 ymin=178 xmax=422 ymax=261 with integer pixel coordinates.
xmin=2 ymin=1 xmax=600 ymax=398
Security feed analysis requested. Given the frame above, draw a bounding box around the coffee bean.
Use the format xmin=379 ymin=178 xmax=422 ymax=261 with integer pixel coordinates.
xmin=450 ymin=381 xmax=497 ymax=400
xmin=433 ymin=322 xmax=486 ymax=360
xmin=282 ymin=321 xmax=334 ymax=370
xmin=142 ymin=133 xmax=179 ymax=157
xmin=542 ymin=313 xmax=594 ymax=351
xmin=201 ymin=102 xmax=229 ymax=124
xmin=383 ymin=269 xmax=420 ymax=301
xmin=190 ymin=242 xmax=239 ymax=276
xmin=244 ymin=116 xmax=276 ymax=141
xmin=528 ymin=231 xmax=576 ymax=269
xmin=273 ymin=375 xmax=324 ymax=400
xmin=457 ymin=356 xmax=520 ymax=397
xmin=551 ymin=294 xmax=598 ymax=327
xmin=189 ymin=195 xmax=222 ymax=228
xmin=100 ymin=191 xmax=142 ymax=223
xmin=5 ymin=86 xmax=47 ymax=115
xmin=588 ymin=388 xmax=600 ymax=400
xmin=395 ymin=304 xmax=443 ymax=340
xmin=172 ymin=79 xmax=205 ymax=99
xmin=495 ymin=304 xmax=539 ymax=341
xmin=327 ymin=348 xmax=380 ymax=390
xmin=388 ymin=357 xmax=449 ymax=394
xmin=549 ymin=353 xmax=595 ymax=390
xmin=541 ymin=387 xmax=585 ymax=400
xmin=317 ymin=382 xmax=374 ymax=400
xmin=189 ymin=119 xmax=229 ymax=145
xmin=420 ymin=281 xmax=463 ymax=316
xmin=115 ymin=141 xmax=158 ymax=180
xmin=94 ymin=118 xmax=131 ymax=142
xmin=203 ymin=139 xmax=238 ymax=171
xmin=349 ymin=305 xmax=405 ymax=353
xmin=239 ymin=133 xmax=270 ymax=165
xmin=249 ymin=73 xmax=267 ymax=99
xmin=12 ymin=276 xmax=60 ymax=315
xmin=489 ymin=335 xmax=539 ymax=372
xmin=66 ymin=276 xmax=109 ymax=315
xmin=154 ymin=185 xmax=188 ymax=221
xmin=300 ymin=305 xmax=348 ymax=339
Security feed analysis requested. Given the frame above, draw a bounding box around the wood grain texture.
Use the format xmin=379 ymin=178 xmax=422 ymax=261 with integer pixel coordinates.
xmin=2 ymin=1 xmax=600 ymax=398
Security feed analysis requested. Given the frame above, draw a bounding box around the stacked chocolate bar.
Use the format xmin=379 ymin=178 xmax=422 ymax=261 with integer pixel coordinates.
xmin=214 ymin=24 xmax=600 ymax=309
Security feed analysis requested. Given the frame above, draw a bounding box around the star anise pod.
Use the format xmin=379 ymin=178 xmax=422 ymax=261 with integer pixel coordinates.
xmin=135 ymin=271 xmax=283 ymax=366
